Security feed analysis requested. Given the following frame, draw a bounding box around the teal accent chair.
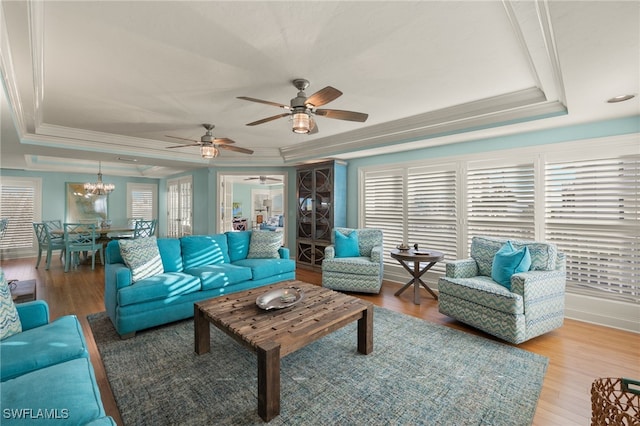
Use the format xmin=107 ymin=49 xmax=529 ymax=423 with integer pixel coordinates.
xmin=438 ymin=236 xmax=566 ymax=344
xmin=33 ymin=222 xmax=66 ymax=270
xmin=63 ymin=223 xmax=104 ymax=272
xmin=322 ymin=227 xmax=384 ymax=294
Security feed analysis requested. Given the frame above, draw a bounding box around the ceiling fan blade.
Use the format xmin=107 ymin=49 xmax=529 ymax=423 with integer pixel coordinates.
xmin=213 ymin=137 xmax=235 ymax=145
xmin=237 ymin=96 xmax=290 ymax=110
xmin=306 ymin=86 xmax=342 ymax=107
xmin=167 ymin=143 xmax=202 ymax=149
xmin=315 ymin=109 xmax=368 ymax=122
xmin=246 ymin=113 xmax=290 ymax=126
xmin=219 ymin=145 xmax=254 ymax=155
xmin=165 ymin=135 xmax=199 ymax=143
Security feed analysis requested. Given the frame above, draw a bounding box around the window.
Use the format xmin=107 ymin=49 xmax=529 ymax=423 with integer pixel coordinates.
xmin=545 ymin=155 xmax=640 ymax=303
xmin=127 ymin=183 xmax=157 ymax=220
xmin=407 ymin=164 xmax=458 ymax=273
xmin=467 ymin=161 xmax=535 ymax=243
xmin=167 ymin=176 xmax=192 ymax=237
xmin=0 ymin=177 xmax=42 ymax=258
xmin=362 ymin=168 xmax=404 ymax=264
xmin=360 ymin=135 xmax=639 ymax=305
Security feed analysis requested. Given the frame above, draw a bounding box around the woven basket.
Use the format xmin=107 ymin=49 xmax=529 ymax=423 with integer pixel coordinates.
xmin=591 ymin=378 xmax=640 ymax=426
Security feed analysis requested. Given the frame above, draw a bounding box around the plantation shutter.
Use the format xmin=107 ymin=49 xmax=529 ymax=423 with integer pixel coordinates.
xmin=467 ymin=162 xmax=535 ymax=243
xmin=0 ymin=178 xmax=40 ymax=252
xmin=362 ymin=169 xmax=405 ymax=263
xmin=545 ymin=155 xmax=640 ymax=303
xmin=127 ymin=184 xmax=157 ymax=220
xmin=407 ymin=165 xmax=457 ymax=272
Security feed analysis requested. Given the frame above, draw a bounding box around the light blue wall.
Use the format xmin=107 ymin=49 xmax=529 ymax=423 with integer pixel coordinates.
xmin=345 ymin=115 xmax=640 ymax=227
xmin=0 ymin=168 xmax=159 ymax=225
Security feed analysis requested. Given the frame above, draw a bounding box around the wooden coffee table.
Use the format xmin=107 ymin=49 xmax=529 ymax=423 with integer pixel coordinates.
xmin=194 ymin=280 xmax=373 ymax=422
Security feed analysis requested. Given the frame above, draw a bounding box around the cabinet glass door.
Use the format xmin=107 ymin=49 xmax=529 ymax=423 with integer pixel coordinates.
xmin=314 ymin=167 xmax=333 ymax=241
xmin=297 ymin=169 xmax=313 ymax=239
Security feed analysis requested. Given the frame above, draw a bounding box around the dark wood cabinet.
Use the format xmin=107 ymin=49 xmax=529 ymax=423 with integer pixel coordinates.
xmin=296 ymin=160 xmax=346 ymax=270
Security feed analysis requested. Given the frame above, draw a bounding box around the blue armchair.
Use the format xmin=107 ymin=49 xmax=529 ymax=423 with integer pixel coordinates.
xmin=438 ymin=236 xmax=566 ymax=344
xmin=322 ymin=227 xmax=384 ymax=294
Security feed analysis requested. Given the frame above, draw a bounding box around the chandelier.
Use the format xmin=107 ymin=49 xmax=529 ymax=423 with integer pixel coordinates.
xmin=84 ymin=161 xmax=115 ymax=195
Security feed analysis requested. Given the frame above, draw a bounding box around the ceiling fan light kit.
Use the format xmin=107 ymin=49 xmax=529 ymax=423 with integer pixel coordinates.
xmin=201 ymin=145 xmax=219 ymax=159
xmin=292 ymin=111 xmax=311 ymax=134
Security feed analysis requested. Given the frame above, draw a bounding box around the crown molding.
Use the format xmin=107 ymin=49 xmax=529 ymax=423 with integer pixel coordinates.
xmin=281 ymin=90 xmax=566 ymax=163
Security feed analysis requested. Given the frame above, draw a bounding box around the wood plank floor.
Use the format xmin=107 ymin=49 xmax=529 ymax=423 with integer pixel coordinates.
xmin=2 ymin=257 xmax=638 ymax=425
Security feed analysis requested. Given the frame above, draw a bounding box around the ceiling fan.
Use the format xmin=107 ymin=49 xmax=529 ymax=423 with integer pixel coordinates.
xmin=165 ymin=123 xmax=253 ymax=158
xmin=237 ymin=79 xmax=368 ymax=134
xmin=244 ymin=176 xmax=282 ymax=184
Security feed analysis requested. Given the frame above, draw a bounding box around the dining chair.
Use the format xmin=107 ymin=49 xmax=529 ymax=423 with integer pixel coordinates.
xmin=133 ymin=219 xmax=157 ymax=238
xmin=43 ymin=219 xmax=64 ymax=242
xmin=33 ymin=222 xmax=66 ymax=270
xmin=63 ymin=223 xmax=104 ymax=272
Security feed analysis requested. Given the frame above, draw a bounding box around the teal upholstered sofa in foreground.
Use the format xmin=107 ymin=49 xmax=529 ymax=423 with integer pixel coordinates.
xmin=0 ymin=299 xmax=116 ymax=425
xmin=104 ymin=230 xmax=295 ymax=338
xmin=438 ymin=236 xmax=566 ymax=344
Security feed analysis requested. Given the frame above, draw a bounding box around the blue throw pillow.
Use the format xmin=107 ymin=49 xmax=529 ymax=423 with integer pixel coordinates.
xmin=335 ymin=230 xmax=360 ymax=258
xmin=491 ymin=241 xmax=532 ymax=290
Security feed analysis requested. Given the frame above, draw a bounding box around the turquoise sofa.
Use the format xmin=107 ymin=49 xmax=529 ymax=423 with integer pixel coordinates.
xmin=104 ymin=231 xmax=295 ymax=338
xmin=0 ymin=300 xmax=115 ymax=425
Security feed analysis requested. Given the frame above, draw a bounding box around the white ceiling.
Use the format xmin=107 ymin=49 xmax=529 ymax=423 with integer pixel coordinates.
xmin=1 ymin=1 xmax=638 ymax=178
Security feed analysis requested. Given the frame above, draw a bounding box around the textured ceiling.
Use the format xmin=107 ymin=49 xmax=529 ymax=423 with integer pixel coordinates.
xmin=1 ymin=1 xmax=638 ymax=177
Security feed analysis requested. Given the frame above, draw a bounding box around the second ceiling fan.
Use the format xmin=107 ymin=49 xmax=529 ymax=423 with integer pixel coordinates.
xmin=237 ymin=79 xmax=368 ymax=134
xmin=165 ymin=124 xmax=253 ymax=158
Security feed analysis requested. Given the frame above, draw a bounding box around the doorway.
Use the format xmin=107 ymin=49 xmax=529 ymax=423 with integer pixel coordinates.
xmin=218 ymin=173 xmax=287 ymax=246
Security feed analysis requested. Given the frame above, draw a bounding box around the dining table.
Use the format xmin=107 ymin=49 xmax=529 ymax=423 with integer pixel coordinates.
xmin=51 ymin=226 xmax=134 ymax=239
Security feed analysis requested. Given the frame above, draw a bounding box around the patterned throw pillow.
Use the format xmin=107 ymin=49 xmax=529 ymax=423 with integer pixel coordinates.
xmin=0 ymin=269 xmax=22 ymax=340
xmin=119 ymin=236 xmax=165 ymax=282
xmin=247 ymin=231 xmax=282 ymax=259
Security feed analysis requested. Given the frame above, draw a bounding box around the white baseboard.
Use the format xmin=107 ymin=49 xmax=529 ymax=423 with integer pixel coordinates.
xmin=564 ymin=293 xmax=640 ymax=334
xmin=384 ymin=269 xmax=640 ymax=334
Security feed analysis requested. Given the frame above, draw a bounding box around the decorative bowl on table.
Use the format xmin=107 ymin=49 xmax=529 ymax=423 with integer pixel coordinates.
xmin=396 ymin=244 xmax=410 ymax=251
xmin=256 ymin=287 xmax=305 ymax=310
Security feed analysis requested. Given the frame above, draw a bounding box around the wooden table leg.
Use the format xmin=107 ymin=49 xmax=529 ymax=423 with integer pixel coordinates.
xmin=357 ymin=304 xmax=373 ymax=355
xmin=194 ymin=305 xmax=210 ymax=355
xmin=413 ymin=261 xmax=421 ymax=304
xmin=394 ymin=259 xmax=439 ymax=304
xmin=257 ymin=341 xmax=281 ymax=422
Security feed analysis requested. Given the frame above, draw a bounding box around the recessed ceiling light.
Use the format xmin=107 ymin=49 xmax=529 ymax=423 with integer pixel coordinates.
xmin=607 ymin=94 xmax=635 ymax=103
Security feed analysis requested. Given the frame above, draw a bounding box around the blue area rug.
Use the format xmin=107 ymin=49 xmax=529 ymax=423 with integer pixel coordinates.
xmin=88 ymin=307 xmax=547 ymax=425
